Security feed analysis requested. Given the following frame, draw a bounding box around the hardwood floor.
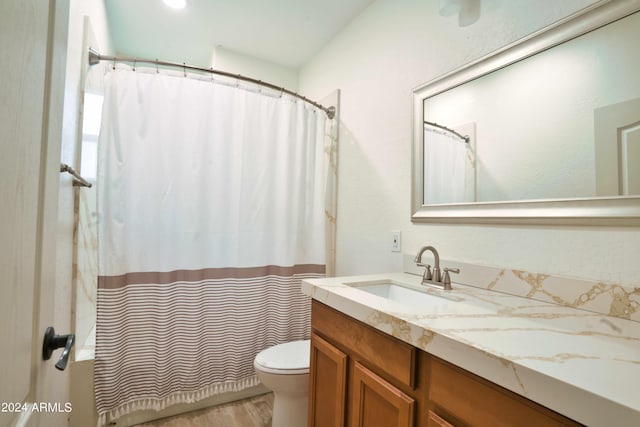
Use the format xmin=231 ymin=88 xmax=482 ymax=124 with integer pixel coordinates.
xmin=133 ymin=393 xmax=273 ymax=427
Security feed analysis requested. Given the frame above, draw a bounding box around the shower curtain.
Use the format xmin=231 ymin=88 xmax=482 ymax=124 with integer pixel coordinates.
xmin=94 ymin=65 xmax=337 ymax=425
xmin=424 ymin=127 xmax=470 ymax=204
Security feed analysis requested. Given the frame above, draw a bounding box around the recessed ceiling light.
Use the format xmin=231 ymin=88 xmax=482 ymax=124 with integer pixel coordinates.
xmin=163 ymin=0 xmax=186 ymax=10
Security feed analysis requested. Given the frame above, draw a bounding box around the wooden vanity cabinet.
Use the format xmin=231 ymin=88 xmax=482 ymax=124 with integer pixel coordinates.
xmin=309 ymin=300 xmax=582 ymax=427
xmin=309 ymin=300 xmax=425 ymax=427
xmin=427 ymin=357 xmax=583 ymax=427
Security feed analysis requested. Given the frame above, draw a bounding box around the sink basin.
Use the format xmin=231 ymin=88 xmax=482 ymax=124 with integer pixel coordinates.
xmin=346 ymin=280 xmax=463 ymax=308
xmin=347 ymin=280 xmax=512 ymax=316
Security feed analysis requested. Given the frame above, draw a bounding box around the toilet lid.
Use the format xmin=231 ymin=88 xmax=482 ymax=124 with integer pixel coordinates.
xmin=254 ymin=339 xmax=310 ymax=373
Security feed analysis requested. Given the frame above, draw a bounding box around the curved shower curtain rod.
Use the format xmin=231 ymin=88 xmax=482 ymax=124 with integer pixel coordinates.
xmin=88 ymin=48 xmax=336 ymax=119
xmin=424 ymin=120 xmax=470 ymax=143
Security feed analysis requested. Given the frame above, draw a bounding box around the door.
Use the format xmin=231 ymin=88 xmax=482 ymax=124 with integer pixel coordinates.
xmin=594 ymin=98 xmax=640 ymax=196
xmin=308 ymin=333 xmax=347 ymax=427
xmin=0 ymin=1 xmax=70 ymax=427
xmin=349 ymin=362 xmax=415 ymax=427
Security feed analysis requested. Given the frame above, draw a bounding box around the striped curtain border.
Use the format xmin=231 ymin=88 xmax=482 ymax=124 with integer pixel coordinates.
xmin=98 ymin=264 xmax=326 ymax=289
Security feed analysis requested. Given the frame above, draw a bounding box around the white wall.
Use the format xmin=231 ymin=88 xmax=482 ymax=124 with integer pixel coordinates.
xmin=299 ymin=0 xmax=640 ymax=285
xmin=212 ymin=46 xmax=299 ymax=91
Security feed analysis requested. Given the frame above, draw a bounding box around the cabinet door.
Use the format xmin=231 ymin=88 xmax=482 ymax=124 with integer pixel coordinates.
xmin=429 ymin=358 xmax=582 ymax=427
xmin=350 ymin=361 xmax=415 ymax=427
xmin=427 ymin=411 xmax=456 ymax=427
xmin=309 ymin=333 xmax=348 ymax=427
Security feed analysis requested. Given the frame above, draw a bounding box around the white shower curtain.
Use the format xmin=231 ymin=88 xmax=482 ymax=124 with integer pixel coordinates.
xmin=424 ymin=127 xmax=470 ymax=204
xmin=94 ymin=65 xmax=336 ymax=425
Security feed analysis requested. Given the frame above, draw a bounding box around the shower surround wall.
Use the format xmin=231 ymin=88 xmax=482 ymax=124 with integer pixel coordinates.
xmin=62 ymin=2 xmax=113 ymax=427
xmin=59 ymin=0 xmax=113 ymax=361
xmin=75 ymin=187 xmax=98 ymax=359
xmin=298 ymin=0 xmax=640 ymax=285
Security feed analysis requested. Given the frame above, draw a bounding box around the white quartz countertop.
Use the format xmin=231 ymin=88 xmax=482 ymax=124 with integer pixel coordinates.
xmin=301 ymin=273 xmax=640 ymax=427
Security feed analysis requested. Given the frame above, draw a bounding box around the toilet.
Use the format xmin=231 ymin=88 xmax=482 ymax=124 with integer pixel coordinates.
xmin=254 ymin=339 xmax=310 ymax=427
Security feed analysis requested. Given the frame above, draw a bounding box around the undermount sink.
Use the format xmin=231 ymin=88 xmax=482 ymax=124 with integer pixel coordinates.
xmin=345 ymin=279 xmax=511 ymax=316
xmin=346 ymin=279 xmax=463 ymax=307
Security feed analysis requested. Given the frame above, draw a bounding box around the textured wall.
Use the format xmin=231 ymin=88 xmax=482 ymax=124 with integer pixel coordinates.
xmin=299 ymin=0 xmax=640 ymax=285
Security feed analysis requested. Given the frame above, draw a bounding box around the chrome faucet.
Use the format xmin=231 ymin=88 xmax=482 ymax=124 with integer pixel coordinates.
xmin=414 ymin=246 xmax=441 ymax=283
xmin=414 ymin=246 xmax=459 ymax=290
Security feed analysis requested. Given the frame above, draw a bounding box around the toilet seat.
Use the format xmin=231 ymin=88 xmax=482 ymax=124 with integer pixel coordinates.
xmin=254 ymin=339 xmax=310 ymax=375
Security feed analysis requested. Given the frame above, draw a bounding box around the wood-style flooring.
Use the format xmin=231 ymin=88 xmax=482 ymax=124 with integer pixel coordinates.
xmin=133 ymin=393 xmax=273 ymax=427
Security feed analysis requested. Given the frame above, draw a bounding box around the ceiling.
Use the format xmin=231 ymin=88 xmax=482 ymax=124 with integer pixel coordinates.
xmin=105 ymin=0 xmax=376 ymax=69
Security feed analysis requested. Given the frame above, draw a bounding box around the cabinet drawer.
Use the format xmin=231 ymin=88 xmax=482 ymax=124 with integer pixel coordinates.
xmin=429 ymin=357 xmax=582 ymax=427
xmin=311 ymin=300 xmax=417 ymax=389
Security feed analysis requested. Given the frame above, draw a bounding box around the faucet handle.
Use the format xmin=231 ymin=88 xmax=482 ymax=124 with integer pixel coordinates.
xmin=442 ymin=267 xmax=460 ymax=290
xmin=416 ymin=263 xmax=432 ymax=280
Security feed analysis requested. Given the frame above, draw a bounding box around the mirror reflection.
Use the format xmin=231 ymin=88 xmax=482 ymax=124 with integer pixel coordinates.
xmin=422 ymin=10 xmax=640 ymax=205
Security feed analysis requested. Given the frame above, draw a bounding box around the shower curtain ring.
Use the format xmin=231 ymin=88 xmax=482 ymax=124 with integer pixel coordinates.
xmin=156 ymin=59 xmax=159 ymax=74
xmin=112 ymin=57 xmax=116 ymax=70
xmin=183 ymin=62 xmax=187 ymax=77
xmin=133 ymin=59 xmax=136 ymax=71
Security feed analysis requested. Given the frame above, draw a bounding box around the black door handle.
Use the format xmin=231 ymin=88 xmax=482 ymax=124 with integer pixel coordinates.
xmin=42 ymin=327 xmax=75 ymax=371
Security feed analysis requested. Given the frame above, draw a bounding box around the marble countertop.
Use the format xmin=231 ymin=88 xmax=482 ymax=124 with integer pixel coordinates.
xmin=301 ymin=273 xmax=640 ymax=427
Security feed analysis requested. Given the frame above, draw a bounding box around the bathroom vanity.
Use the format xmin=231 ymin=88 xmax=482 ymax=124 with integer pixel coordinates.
xmin=301 ymin=273 xmax=640 ymax=427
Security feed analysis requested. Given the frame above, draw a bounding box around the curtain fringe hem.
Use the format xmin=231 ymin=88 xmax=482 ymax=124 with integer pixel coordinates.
xmin=96 ymin=376 xmax=260 ymax=427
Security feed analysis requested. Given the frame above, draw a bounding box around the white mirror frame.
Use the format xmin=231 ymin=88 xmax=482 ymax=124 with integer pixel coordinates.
xmin=412 ymin=0 xmax=640 ymax=226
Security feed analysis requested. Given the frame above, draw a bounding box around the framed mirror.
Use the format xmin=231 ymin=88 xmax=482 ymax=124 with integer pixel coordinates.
xmin=412 ymin=0 xmax=640 ymax=225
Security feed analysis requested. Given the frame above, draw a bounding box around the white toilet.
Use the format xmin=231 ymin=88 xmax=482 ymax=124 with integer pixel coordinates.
xmin=254 ymin=339 xmax=310 ymax=427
